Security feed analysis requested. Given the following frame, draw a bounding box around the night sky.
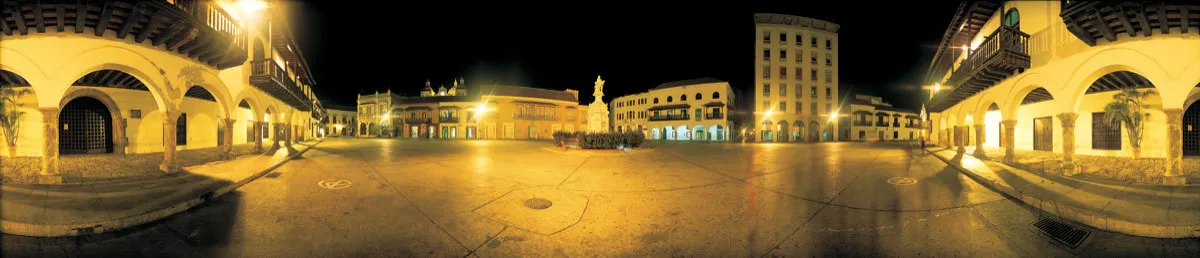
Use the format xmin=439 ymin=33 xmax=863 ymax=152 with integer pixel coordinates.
xmin=289 ymin=3 xmax=960 ymax=111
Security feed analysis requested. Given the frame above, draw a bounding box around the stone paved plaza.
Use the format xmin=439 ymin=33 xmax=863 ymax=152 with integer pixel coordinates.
xmin=1 ymin=144 xmax=259 ymax=184
xmin=2 ymin=138 xmax=1197 ymax=257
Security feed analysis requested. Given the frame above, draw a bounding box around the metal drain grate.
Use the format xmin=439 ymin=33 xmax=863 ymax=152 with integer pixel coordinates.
xmin=1032 ymin=218 xmax=1091 ymax=248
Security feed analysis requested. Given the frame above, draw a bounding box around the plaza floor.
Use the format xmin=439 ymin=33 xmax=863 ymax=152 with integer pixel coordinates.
xmin=2 ymin=138 xmax=1197 ymax=257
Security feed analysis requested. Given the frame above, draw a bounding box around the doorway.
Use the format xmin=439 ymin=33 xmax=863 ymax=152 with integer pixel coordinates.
xmin=1033 ymin=117 xmax=1053 ymax=151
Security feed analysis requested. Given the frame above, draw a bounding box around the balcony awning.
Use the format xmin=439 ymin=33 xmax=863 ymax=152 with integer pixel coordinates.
xmin=702 ymin=102 xmax=726 ymax=107
xmin=648 ymin=104 xmax=690 ymax=111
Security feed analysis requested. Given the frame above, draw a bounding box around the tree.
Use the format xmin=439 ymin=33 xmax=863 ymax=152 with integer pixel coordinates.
xmin=0 ymin=86 xmax=30 ymax=158
xmin=1103 ymin=87 xmax=1157 ymax=159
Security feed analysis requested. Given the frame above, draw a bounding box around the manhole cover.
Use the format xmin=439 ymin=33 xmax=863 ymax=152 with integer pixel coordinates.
xmin=887 ymin=177 xmax=918 ymax=185
xmin=1033 ymin=217 xmax=1091 ymax=249
xmin=524 ymin=198 xmax=553 ymax=209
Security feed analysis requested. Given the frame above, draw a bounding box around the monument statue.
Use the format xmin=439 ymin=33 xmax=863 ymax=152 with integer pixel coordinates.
xmin=587 ymin=76 xmax=610 ymax=133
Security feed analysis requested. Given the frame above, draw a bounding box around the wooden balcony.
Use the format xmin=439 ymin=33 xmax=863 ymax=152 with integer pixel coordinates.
xmin=649 ymin=114 xmax=689 ymax=121
xmin=1061 ymin=1 xmax=1200 ymax=46
xmin=439 ymin=116 xmax=459 ymax=123
xmin=704 ymin=113 xmax=724 ymax=120
xmin=405 ymin=117 xmax=431 ymax=124
xmin=934 ymin=26 xmax=1030 ymax=111
xmin=249 ymin=59 xmax=310 ymax=111
xmin=0 ymin=0 xmax=248 ymax=69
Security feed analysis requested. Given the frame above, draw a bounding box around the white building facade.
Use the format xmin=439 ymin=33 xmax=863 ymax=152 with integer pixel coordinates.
xmin=845 ymin=95 xmax=921 ymax=141
xmin=611 ymin=78 xmax=736 ymax=141
xmin=754 ymin=13 xmax=840 ymax=142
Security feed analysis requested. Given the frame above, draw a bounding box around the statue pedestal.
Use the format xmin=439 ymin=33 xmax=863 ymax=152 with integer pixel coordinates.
xmin=587 ymin=75 xmax=610 ymax=133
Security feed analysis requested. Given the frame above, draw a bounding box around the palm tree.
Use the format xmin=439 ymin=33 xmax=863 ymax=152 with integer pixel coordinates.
xmin=1103 ymin=87 xmax=1157 ymax=159
xmin=0 ymin=86 xmax=29 ymax=158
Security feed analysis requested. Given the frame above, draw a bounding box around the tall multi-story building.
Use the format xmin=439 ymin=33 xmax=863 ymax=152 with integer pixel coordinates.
xmin=924 ymin=1 xmax=1200 ymax=185
xmin=356 ymin=79 xmax=588 ymax=140
xmin=610 ymin=78 xmax=736 ymax=141
xmin=754 ymin=13 xmax=839 ymax=142
xmin=0 ymin=0 xmax=325 ymax=179
xmin=843 ymin=95 xmax=921 ymax=141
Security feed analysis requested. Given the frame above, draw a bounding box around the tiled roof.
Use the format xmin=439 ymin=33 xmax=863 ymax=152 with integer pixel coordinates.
xmin=478 ymin=85 xmax=578 ymax=102
xmin=653 ymin=78 xmax=726 ymax=90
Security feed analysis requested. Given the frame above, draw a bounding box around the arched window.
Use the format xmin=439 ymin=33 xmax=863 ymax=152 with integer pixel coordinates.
xmin=712 ymin=92 xmax=720 ymax=99
xmin=653 ymin=98 xmax=659 ymax=104
xmin=680 ymin=94 xmax=687 ymax=101
xmin=695 ymin=93 xmax=702 ymax=100
xmin=1003 ymin=8 xmax=1019 ymax=29
xmin=667 ymin=96 xmax=673 ymax=102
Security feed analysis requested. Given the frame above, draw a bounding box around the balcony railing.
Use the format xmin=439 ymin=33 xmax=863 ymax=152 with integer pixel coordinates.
xmin=405 ymin=118 xmax=432 ymax=124
xmin=876 ymin=121 xmax=890 ymax=127
xmin=945 ymin=26 xmax=1031 ymax=92
xmin=648 ymin=114 xmax=690 ymax=121
xmin=439 ymin=116 xmax=459 ymax=123
xmin=705 ymin=113 xmax=724 ymax=120
xmin=250 ymin=59 xmax=309 ymax=111
xmin=853 ymin=121 xmax=872 ymax=126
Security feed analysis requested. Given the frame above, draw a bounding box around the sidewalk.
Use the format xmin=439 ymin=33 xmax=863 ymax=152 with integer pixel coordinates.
xmin=0 ymin=140 xmax=322 ymax=237
xmin=924 ymin=146 xmax=1200 ymax=238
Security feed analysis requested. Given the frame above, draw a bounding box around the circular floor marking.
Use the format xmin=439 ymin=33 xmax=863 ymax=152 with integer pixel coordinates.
xmin=887 ymin=177 xmax=918 ymax=185
xmin=524 ymin=198 xmax=553 ymax=209
xmin=318 ymin=179 xmax=352 ymax=189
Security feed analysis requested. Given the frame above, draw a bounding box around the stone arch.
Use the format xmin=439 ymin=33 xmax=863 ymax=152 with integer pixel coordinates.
xmin=1062 ymin=48 xmax=1172 ymax=112
xmin=58 ymin=88 xmax=126 ymax=154
xmin=177 ymin=68 xmax=233 ymax=119
xmin=1003 ymin=81 xmax=1058 ymax=119
xmin=55 ymin=46 xmax=172 ymax=112
xmin=0 ymin=48 xmax=48 ymax=103
xmin=778 ymin=120 xmax=789 ymax=142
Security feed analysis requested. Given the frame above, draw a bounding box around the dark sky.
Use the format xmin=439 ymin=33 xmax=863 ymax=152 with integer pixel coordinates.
xmin=288 ymin=3 xmax=959 ymax=111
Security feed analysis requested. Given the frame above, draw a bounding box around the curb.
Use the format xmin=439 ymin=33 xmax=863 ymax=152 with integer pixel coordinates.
xmin=0 ymin=139 xmax=324 ymax=237
xmin=923 ymin=148 xmax=1200 ymax=239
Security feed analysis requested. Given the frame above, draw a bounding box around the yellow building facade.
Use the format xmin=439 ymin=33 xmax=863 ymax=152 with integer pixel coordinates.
xmin=611 ymin=78 xmax=736 ymax=141
xmin=357 ymin=84 xmax=588 ymax=140
xmin=754 ymin=13 xmax=840 ymax=142
xmin=924 ymin=1 xmax=1200 ymax=185
xmin=846 ymin=95 xmax=922 ymax=141
xmin=0 ymin=1 xmax=325 ymax=182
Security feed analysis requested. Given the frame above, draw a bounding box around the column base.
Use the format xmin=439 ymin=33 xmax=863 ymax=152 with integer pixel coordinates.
xmin=1061 ymin=162 xmax=1081 ymax=176
xmin=956 ymin=146 xmax=966 ymax=154
xmin=221 ymin=151 xmax=234 ymax=160
xmin=973 ymin=149 xmax=987 ymax=159
xmin=1164 ymin=176 xmax=1188 ymax=186
xmin=37 ymin=175 xmax=63 ymax=184
xmin=1003 ymin=155 xmax=1016 ymax=164
xmin=159 ymin=163 xmax=178 ymax=173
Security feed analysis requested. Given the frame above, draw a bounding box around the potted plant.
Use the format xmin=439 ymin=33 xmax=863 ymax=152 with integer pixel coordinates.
xmin=0 ymin=86 xmax=28 ymax=158
xmin=1103 ymin=87 xmax=1157 ymax=159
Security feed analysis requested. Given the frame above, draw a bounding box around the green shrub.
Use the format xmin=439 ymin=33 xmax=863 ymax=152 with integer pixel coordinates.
xmin=576 ymin=131 xmax=645 ymax=149
xmin=553 ymin=131 xmax=575 ymax=146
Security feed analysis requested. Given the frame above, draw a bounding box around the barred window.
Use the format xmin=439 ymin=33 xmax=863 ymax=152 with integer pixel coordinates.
xmin=1092 ymin=112 xmax=1122 ymax=150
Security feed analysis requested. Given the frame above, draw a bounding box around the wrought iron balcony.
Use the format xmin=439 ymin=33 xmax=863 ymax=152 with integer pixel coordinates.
xmin=1062 ymin=1 xmax=1200 ymax=46
xmin=405 ymin=117 xmax=431 ymax=124
xmin=649 ymin=114 xmax=690 ymax=121
xmin=877 ymin=121 xmax=890 ymax=127
xmin=0 ymin=0 xmax=248 ymax=69
xmin=705 ymin=113 xmax=724 ymax=120
xmin=937 ymin=26 xmax=1030 ymax=111
xmin=249 ymin=59 xmax=310 ymax=111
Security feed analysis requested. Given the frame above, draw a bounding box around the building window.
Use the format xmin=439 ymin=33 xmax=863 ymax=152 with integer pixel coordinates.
xmin=825 ymin=39 xmax=832 ymax=50
xmin=712 ymin=92 xmax=720 ymax=99
xmin=810 ymin=87 xmax=817 ymax=98
xmin=795 ymin=52 xmax=802 ymax=63
xmin=825 ymin=88 xmax=832 ymax=99
xmin=779 ymin=66 xmax=787 ymax=78
xmin=781 ymin=83 xmax=787 ymax=97
xmin=795 ymin=102 xmax=802 ymax=113
xmin=763 ymin=65 xmax=770 ymax=78
xmin=681 ymin=94 xmax=687 ymax=101
xmin=825 ymin=70 xmax=833 ymax=83
xmin=654 ymin=98 xmax=659 ymax=104
xmin=811 ymin=37 xmax=817 ymax=47
xmin=763 ymin=31 xmax=771 ymax=43
xmin=811 ymin=103 xmax=817 ymax=115
xmin=695 ymin=108 xmax=702 ymax=119
xmin=779 ymin=102 xmax=786 ymax=112
xmin=695 ymin=93 xmax=702 ymax=100
xmin=176 ymin=113 xmax=187 ymax=145
xmin=763 ymin=49 xmax=771 ymax=61
xmin=763 ymin=84 xmax=771 ymax=97
xmin=826 ymin=54 xmax=833 ymax=66
xmin=810 ymin=51 xmax=817 ymax=64
xmin=1092 ymin=112 xmax=1121 ymax=150
xmin=810 ymin=70 xmax=818 ymax=81
xmin=762 ymin=101 xmax=770 ymax=110
xmin=667 ymin=96 xmax=673 ymax=102
xmin=779 ymin=33 xmax=787 ymax=43
xmin=781 ymin=49 xmax=787 ymax=60
xmin=1004 ymin=8 xmax=1020 ymax=29
xmin=795 ymin=68 xmax=803 ymax=80
xmin=794 ymin=34 xmax=802 ymax=44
